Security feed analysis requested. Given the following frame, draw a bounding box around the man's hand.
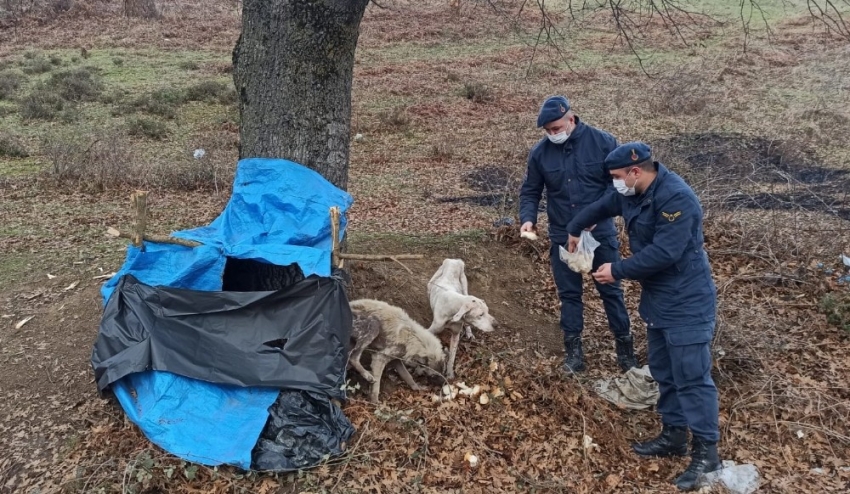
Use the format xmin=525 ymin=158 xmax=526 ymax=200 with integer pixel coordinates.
xmin=567 ymin=234 xmax=580 ymax=253
xmin=592 ymin=263 xmax=615 ymax=284
xmin=520 ymin=221 xmax=535 ymax=233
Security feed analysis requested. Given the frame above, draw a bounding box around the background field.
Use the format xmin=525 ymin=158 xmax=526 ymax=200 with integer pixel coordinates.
xmin=1 ymin=0 xmax=849 ymax=492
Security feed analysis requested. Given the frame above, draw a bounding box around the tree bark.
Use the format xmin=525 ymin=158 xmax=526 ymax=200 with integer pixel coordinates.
xmin=233 ymin=0 xmax=369 ymax=191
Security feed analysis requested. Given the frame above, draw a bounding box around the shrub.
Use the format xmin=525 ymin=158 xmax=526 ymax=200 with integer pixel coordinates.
xmin=124 ymin=88 xmax=186 ymax=119
xmin=21 ymin=57 xmax=54 ymax=75
xmin=178 ymin=60 xmax=200 ymax=71
xmin=41 ymin=129 xmax=138 ymax=191
xmin=461 ymin=82 xmax=492 ymax=103
xmin=59 ymin=106 xmax=82 ymax=123
xmin=0 ymin=71 xmax=25 ymax=100
xmin=184 ymin=80 xmax=230 ymax=103
xmin=821 ymin=293 xmax=850 ymax=333
xmin=127 ymin=117 xmax=168 ymax=140
xmin=46 ymin=68 xmax=104 ymax=102
xmin=377 ymin=106 xmax=411 ymax=130
xmin=0 ymin=132 xmax=29 ymax=158
xmin=19 ymin=88 xmax=64 ymax=120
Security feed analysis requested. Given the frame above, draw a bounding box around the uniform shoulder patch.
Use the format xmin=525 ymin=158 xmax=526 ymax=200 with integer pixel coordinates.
xmin=661 ymin=211 xmax=682 ymax=222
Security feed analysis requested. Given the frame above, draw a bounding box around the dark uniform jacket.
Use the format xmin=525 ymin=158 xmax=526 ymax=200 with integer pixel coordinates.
xmin=567 ymin=163 xmax=717 ymax=330
xmin=519 ymin=117 xmax=618 ymax=244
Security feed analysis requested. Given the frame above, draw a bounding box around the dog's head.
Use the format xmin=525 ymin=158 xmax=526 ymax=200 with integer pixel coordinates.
xmin=451 ymin=296 xmax=496 ymax=333
xmin=411 ymin=348 xmax=447 ymax=379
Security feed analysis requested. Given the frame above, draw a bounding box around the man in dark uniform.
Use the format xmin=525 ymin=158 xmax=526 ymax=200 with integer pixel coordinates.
xmin=519 ymin=95 xmax=638 ymax=374
xmin=566 ymin=142 xmax=721 ymax=491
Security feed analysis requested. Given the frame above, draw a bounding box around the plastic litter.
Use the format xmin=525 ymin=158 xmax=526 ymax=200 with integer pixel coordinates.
xmin=559 ymin=231 xmax=600 ymax=274
xmin=701 ymin=460 xmax=760 ymax=494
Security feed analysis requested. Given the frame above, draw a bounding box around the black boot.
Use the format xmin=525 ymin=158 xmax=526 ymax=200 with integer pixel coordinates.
xmin=631 ymin=424 xmax=688 ymax=457
xmin=674 ymin=437 xmax=721 ymax=491
xmin=614 ymin=334 xmax=639 ymax=372
xmin=562 ymin=336 xmax=585 ymax=373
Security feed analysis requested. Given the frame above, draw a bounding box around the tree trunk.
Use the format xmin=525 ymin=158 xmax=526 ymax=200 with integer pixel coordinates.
xmin=232 ymin=0 xmax=369 ymax=191
xmin=124 ymin=0 xmax=160 ymax=19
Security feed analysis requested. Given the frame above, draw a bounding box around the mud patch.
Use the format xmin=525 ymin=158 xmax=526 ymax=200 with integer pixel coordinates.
xmin=434 ymin=164 xmax=524 ymax=210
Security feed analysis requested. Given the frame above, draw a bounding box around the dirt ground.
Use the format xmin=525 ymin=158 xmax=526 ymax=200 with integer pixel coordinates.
xmin=1 ymin=1 xmax=850 ymax=493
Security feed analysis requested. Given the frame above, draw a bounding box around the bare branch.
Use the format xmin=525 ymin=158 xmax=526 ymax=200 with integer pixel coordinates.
xmin=807 ymin=0 xmax=850 ymax=40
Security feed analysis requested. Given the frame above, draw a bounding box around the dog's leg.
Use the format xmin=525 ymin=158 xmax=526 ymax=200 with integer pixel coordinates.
xmin=368 ymin=353 xmax=390 ymax=403
xmin=348 ymin=341 xmax=375 ymax=383
xmin=445 ymin=329 xmax=461 ymax=379
xmin=348 ymin=317 xmax=380 ymax=383
xmin=391 ymin=359 xmax=423 ymax=392
xmin=427 ymin=316 xmax=447 ymax=335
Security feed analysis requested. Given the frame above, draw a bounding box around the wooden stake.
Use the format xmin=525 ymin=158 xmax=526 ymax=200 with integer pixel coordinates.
xmin=330 ymin=206 xmax=341 ymax=269
xmin=131 ymin=190 xmax=148 ymax=249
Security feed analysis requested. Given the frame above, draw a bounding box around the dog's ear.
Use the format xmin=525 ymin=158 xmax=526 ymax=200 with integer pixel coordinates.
xmin=450 ymin=299 xmax=475 ymax=322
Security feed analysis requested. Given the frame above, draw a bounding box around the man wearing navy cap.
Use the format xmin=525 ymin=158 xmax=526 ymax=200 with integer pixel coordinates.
xmin=566 ymin=142 xmax=721 ymax=491
xmin=519 ymin=95 xmax=638 ymax=374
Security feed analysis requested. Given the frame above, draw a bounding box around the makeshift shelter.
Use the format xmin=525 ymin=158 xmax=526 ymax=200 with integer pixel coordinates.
xmin=91 ymin=158 xmax=358 ymax=471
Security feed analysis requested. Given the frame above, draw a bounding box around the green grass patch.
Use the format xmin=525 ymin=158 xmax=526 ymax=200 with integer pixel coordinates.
xmin=0 ymin=156 xmax=43 ymax=177
xmin=0 ymin=253 xmax=33 ymax=288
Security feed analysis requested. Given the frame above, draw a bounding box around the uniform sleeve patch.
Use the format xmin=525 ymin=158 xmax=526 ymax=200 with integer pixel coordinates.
xmin=661 ymin=211 xmax=682 ymax=222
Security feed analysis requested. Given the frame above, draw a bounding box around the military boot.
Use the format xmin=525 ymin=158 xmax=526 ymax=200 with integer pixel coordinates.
xmin=562 ymin=336 xmax=585 ymax=373
xmin=614 ymin=334 xmax=639 ymax=372
xmin=673 ymin=436 xmax=721 ymax=491
xmin=631 ymin=424 xmax=688 ymax=457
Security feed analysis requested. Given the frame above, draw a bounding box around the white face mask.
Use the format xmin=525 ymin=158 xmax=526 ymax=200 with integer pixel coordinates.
xmin=547 ymin=131 xmax=569 ymax=145
xmin=613 ymin=171 xmax=636 ymax=196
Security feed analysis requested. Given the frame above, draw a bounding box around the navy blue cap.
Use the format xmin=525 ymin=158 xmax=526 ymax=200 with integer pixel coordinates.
xmin=536 ymin=96 xmax=570 ymax=127
xmin=605 ymin=142 xmax=652 ymax=171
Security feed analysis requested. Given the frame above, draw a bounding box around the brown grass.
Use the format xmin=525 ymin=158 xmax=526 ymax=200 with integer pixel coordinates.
xmin=1 ymin=1 xmax=850 ymax=493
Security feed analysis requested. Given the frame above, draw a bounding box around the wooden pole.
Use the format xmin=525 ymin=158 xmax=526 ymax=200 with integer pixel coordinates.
xmin=330 ymin=206 xmax=341 ymax=269
xmin=106 ymin=227 xmax=202 ymax=248
xmin=131 ymin=190 xmax=148 ymax=250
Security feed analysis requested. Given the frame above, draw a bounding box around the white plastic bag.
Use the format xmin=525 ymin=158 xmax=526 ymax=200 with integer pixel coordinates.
xmin=559 ymin=231 xmax=601 ymax=274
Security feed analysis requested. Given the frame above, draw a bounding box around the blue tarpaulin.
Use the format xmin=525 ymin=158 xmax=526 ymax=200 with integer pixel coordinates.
xmin=95 ymin=158 xmax=354 ymax=470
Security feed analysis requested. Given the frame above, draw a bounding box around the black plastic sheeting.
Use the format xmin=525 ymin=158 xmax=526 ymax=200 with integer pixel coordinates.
xmin=92 ymin=273 xmax=352 ymax=398
xmin=252 ymin=390 xmax=356 ymax=471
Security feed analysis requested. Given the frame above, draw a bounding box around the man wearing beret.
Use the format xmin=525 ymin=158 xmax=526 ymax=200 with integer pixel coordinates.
xmin=519 ymin=95 xmax=638 ymax=374
xmin=566 ymin=142 xmax=721 ymax=491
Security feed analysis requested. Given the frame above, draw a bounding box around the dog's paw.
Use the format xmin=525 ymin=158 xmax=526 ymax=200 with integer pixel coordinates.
xmin=361 ymin=371 xmax=376 ymax=383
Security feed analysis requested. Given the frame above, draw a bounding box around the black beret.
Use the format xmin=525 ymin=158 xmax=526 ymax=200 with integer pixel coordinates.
xmin=604 ymin=142 xmax=652 ymax=171
xmin=536 ymin=96 xmax=570 ymax=127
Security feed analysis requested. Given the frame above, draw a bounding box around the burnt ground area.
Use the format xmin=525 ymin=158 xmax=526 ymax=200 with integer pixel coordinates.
xmin=658 ymin=133 xmax=850 ymax=220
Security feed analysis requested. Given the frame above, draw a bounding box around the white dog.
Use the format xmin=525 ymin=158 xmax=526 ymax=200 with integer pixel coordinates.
xmin=426 ymin=259 xmax=496 ymax=379
xmin=348 ymin=299 xmax=446 ymax=403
